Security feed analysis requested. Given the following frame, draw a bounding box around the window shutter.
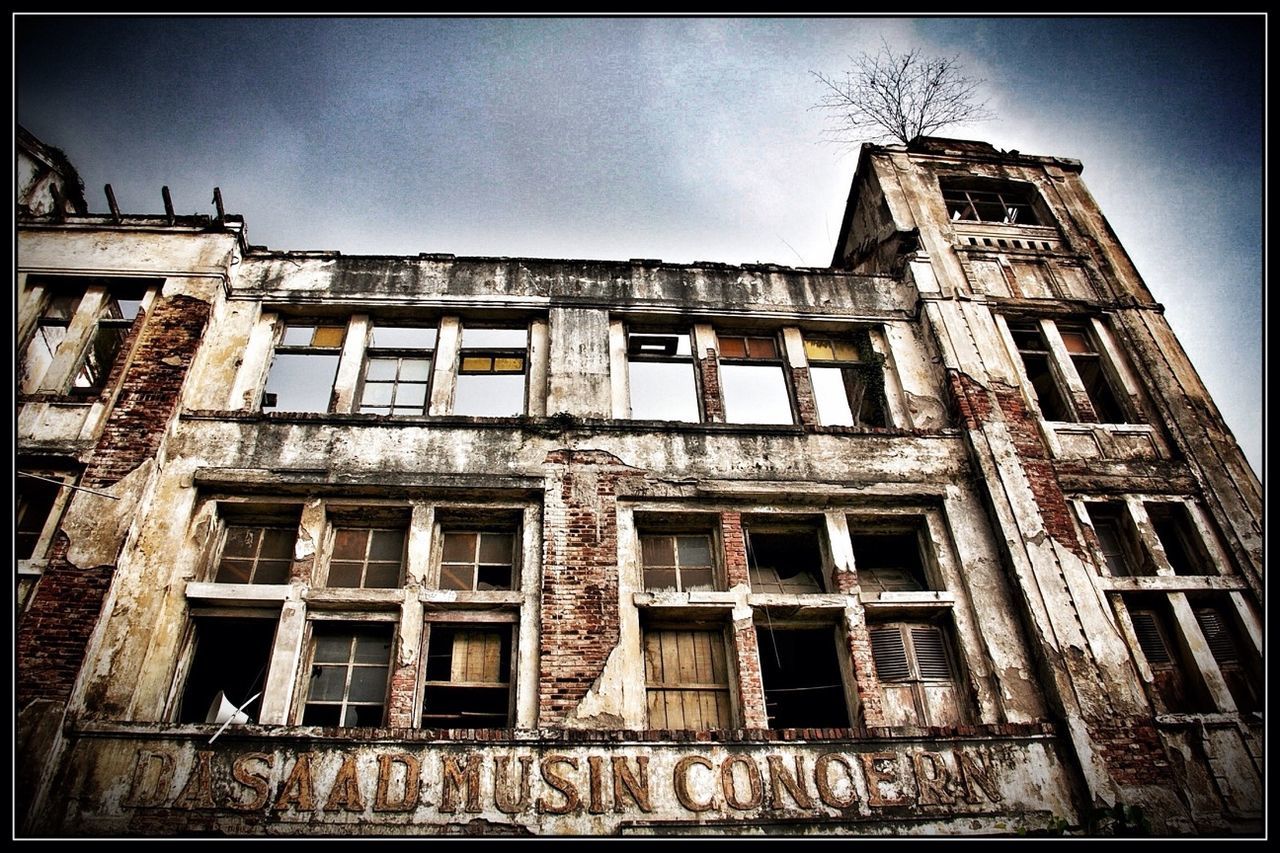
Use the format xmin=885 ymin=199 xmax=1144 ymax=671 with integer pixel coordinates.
xmin=911 ymin=627 xmax=952 ymax=680
xmin=1130 ymin=610 xmax=1172 ymax=664
xmin=870 ymin=626 xmax=911 ymax=682
xmin=1194 ymin=609 xmax=1238 ymax=664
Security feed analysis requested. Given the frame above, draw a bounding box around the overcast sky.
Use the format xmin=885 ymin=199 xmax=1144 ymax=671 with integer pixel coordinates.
xmin=15 ymin=15 xmax=1263 ymax=475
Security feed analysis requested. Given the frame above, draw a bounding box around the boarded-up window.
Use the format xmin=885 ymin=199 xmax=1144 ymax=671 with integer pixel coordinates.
xmin=302 ymin=624 xmax=392 ymax=727
xmin=747 ymin=528 xmax=824 ymax=593
xmin=421 ymin=626 xmax=513 ymax=727
xmin=853 ymin=531 xmax=928 ymax=594
xmin=643 ymin=628 xmax=732 ymax=730
xmin=215 ymin=525 xmax=296 ymax=584
xmin=641 ymin=533 xmax=715 ymax=592
xmin=757 ymin=627 xmax=849 ymax=728
xmin=869 ymin=623 xmax=964 ymax=727
xmin=439 ymin=531 xmax=516 ymax=591
xmin=328 ymin=527 xmax=405 ymax=588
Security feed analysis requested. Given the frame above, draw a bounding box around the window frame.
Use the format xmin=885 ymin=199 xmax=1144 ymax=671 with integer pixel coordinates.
xmin=356 ymin=321 xmax=439 ymax=417
xmin=802 ymin=331 xmax=887 ymax=428
xmin=716 ymin=329 xmax=795 ymax=426
xmin=295 ymin=617 xmax=397 ymax=728
xmin=867 ymin=618 xmax=968 ymax=727
xmin=642 ymin=622 xmax=736 ymax=731
xmin=1004 ymin=316 xmax=1141 ymax=425
xmin=625 ymin=327 xmax=702 ymax=423
xmin=638 ymin=527 xmax=721 ymax=594
xmin=940 ymin=177 xmax=1045 ymax=226
xmin=417 ymin=617 xmax=518 ymax=729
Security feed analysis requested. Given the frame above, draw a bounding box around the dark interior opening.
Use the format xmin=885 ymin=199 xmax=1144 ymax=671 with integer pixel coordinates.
xmin=758 ymin=627 xmax=850 ymax=729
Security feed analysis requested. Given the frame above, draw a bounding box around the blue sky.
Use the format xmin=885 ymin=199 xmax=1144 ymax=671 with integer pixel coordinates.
xmin=15 ymin=15 xmax=1263 ymax=474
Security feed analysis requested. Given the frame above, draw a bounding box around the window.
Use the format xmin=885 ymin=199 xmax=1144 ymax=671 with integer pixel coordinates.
xmin=643 ymin=627 xmax=733 ymax=730
xmin=627 ymin=330 xmax=700 ymax=422
xmin=359 ymin=323 xmax=435 ymax=416
xmin=852 ymin=530 xmax=929 ymax=594
xmin=439 ymin=530 xmax=517 ymax=591
xmin=16 ymin=470 xmax=75 ymax=562
xmin=1007 ymin=318 xmax=1136 ymax=424
xmin=263 ymin=322 xmax=345 ymax=412
xmin=328 ymin=527 xmax=406 ymax=589
xmin=1193 ymin=604 xmax=1261 ymax=714
xmin=745 ymin=526 xmax=824 ymax=594
xmin=214 ymin=523 xmax=297 ymax=584
xmin=718 ymin=333 xmax=793 ymax=425
xmin=641 ymin=532 xmax=716 ymax=592
xmin=941 ymin=178 xmax=1043 ymax=225
xmin=1125 ymin=600 xmax=1211 ymax=714
xmin=300 ymin=623 xmax=394 ymax=726
xmin=420 ymin=624 xmax=514 ymax=727
xmin=20 ymin=278 xmax=149 ymax=395
xmin=869 ymin=621 xmax=966 ymax=727
xmin=757 ymin=627 xmax=850 ymax=728
xmin=178 ymin=616 xmax=275 ymax=724
xmin=804 ymin=333 xmax=886 ymax=427
xmin=1147 ymin=503 xmax=1215 ymax=577
xmin=454 ymin=326 xmax=528 ymax=416
xmin=1083 ymin=503 xmax=1142 ymax=577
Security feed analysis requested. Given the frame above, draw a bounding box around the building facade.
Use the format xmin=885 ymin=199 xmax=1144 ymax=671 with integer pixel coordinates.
xmin=16 ymin=134 xmax=1262 ymax=836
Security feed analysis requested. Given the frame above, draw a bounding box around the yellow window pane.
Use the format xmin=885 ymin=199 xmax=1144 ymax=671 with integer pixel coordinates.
xmin=312 ymin=326 xmax=346 ymax=348
xmin=804 ymin=340 xmax=834 ymax=361
xmin=493 ymin=357 xmax=525 ymax=372
xmin=834 ymin=341 xmax=860 ymax=361
xmin=461 ymin=356 xmax=493 ymax=372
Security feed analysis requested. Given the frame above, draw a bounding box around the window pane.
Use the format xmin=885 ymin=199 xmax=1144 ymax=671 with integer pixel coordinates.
xmin=313 ymin=634 xmax=352 ymax=663
xmin=811 ymin=366 xmax=856 ymax=426
xmin=443 ymin=533 xmax=476 ymax=563
xmin=311 ymin=326 xmax=346 ymax=348
xmin=719 ymin=337 xmax=747 ymax=358
xmin=308 ymin=665 xmax=349 ymax=701
xmin=372 ymin=326 xmax=436 ymax=349
xmin=364 ymin=562 xmax=401 ymax=589
xmin=400 ymin=358 xmax=431 ymax=381
xmin=641 ymin=536 xmax=675 ymax=566
xmin=332 ymin=528 xmax=368 ymax=560
xmin=214 ymin=558 xmax=253 ymax=584
xmin=460 ymin=356 xmax=493 ymax=373
xmin=677 ymin=535 xmax=712 ymax=566
xmin=365 ymin=358 xmax=398 ymax=381
xmin=493 ymin=357 xmax=525 ymax=373
xmin=354 ymin=632 xmax=393 ymax=664
xmin=462 ymin=328 xmax=527 ymax=348
xmin=680 ymin=567 xmax=715 ymax=591
xmin=281 ymin=325 xmax=315 ymax=346
xmin=478 ymin=533 xmax=514 ymax=564
xmin=252 ymin=559 xmax=291 ymax=585
xmin=721 ymin=364 xmax=792 ymax=424
xmin=804 ymin=340 xmax=835 ymax=361
xmin=629 ymin=361 xmax=699 ymax=422
xmin=440 ymin=564 xmax=475 ymax=590
xmin=265 ymin=353 xmax=339 ymax=412
xmin=327 ymin=561 xmax=363 ymax=587
xmin=349 ymin=666 xmax=390 ymax=702
xmin=260 ymin=528 xmax=296 ymax=559
xmin=369 ymin=530 xmax=405 ymax=561
xmin=362 ymin=383 xmax=394 ymax=407
xmin=454 ymin=374 xmax=525 ymax=416
xmin=746 ymin=338 xmax=776 ymax=359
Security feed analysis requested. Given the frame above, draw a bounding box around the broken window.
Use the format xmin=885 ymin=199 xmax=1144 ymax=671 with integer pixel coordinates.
xmin=453 ymin=326 xmax=528 ymax=416
xmin=627 ymin=330 xmax=700 ymax=422
xmin=16 ymin=470 xmax=73 ymax=561
xmin=359 ymin=323 xmax=435 ymax=416
xmin=852 ymin=530 xmax=929 ymax=594
xmin=178 ymin=616 xmax=276 ymax=724
xmin=328 ymin=527 xmax=406 ymax=589
xmin=1008 ymin=321 xmax=1071 ymax=421
xmin=438 ymin=530 xmax=517 ymax=591
xmin=940 ymin=178 xmax=1043 ymax=226
xmin=643 ymin=627 xmax=733 ymax=730
xmin=757 ymin=626 xmax=850 ymax=729
xmin=1193 ymin=604 xmax=1261 ymax=714
xmin=745 ymin=527 xmax=825 ymax=594
xmin=20 ymin=278 xmax=150 ymax=395
xmin=420 ymin=624 xmax=513 ymax=728
xmin=1147 ymin=503 xmax=1215 ymax=577
xmin=1084 ymin=503 xmax=1143 ymax=577
xmin=301 ymin=623 xmax=393 ymax=726
xmin=1057 ymin=323 xmax=1129 ymax=423
xmin=215 ymin=523 xmax=297 ymax=584
xmin=1125 ymin=599 xmax=1212 ymax=714
xmin=641 ymin=532 xmax=716 ymax=592
xmin=264 ymin=321 xmax=345 ymax=413
xmin=869 ymin=621 xmax=966 ymax=727
xmin=804 ymin=333 xmax=886 ymax=427
xmin=718 ymin=333 xmax=794 ymax=424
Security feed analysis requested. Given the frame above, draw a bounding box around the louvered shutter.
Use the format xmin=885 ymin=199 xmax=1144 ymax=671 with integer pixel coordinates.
xmin=1130 ymin=610 xmax=1172 ymax=663
xmin=1193 ymin=608 xmax=1238 ymax=664
xmin=911 ymin=626 xmax=952 ymax=680
xmin=870 ymin=626 xmax=911 ymax=682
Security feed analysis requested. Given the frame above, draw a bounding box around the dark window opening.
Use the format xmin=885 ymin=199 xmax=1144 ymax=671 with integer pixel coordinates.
xmin=16 ymin=474 xmax=62 ymax=560
xmin=1084 ymin=503 xmax=1142 ymax=577
xmin=941 ymin=179 xmax=1043 ymax=226
xmin=852 ymin=531 xmax=928 ymax=594
xmin=216 ymin=524 xmax=297 ymax=584
xmin=804 ymin=333 xmax=886 ymax=428
xmin=1127 ymin=602 xmax=1212 ymax=714
xmin=439 ymin=530 xmax=516 ymax=591
xmin=746 ymin=528 xmax=824 ymax=593
xmin=72 ymin=284 xmax=146 ymax=392
xmin=421 ymin=626 xmax=512 ymax=728
xmin=1147 ymin=504 xmax=1213 ymax=576
xmin=302 ymin=624 xmax=392 ymax=727
xmin=757 ymin=627 xmax=849 ymax=729
xmin=178 ymin=617 xmax=275 ymax=724
xmin=1009 ymin=322 xmax=1070 ymax=421
xmin=1059 ymin=324 xmax=1130 ymax=423
xmin=1194 ymin=605 xmax=1261 ymax=713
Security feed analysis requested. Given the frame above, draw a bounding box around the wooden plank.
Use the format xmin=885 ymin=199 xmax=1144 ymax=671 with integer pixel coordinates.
xmin=482 ymin=632 xmax=501 ymax=682
xmin=675 ymin=631 xmax=697 ymax=684
xmin=647 ymin=689 xmax=664 ymax=728
xmin=663 ymin=689 xmax=685 ymax=730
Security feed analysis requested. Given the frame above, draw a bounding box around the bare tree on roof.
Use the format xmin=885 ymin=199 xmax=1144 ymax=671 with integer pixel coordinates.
xmin=812 ymin=42 xmax=995 ymax=146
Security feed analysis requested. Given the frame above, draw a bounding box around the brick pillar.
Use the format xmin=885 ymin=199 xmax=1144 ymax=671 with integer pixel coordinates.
xmin=842 ymin=604 xmax=886 ymax=727
xmin=698 ymin=350 xmax=725 ymax=423
xmin=720 ymin=512 xmax=749 ymax=588
xmin=17 ymin=295 xmax=211 ymax=706
xmin=791 ymin=366 xmax=819 ymax=427
xmin=731 ymin=618 xmax=769 ymax=729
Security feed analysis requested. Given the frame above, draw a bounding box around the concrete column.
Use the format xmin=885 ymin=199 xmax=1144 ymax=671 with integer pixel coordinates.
xmin=230 ymin=308 xmax=279 ymax=411
xmin=609 ymin=319 xmax=630 ymax=419
xmin=1168 ymin=592 xmax=1237 ymax=713
xmin=527 ymin=317 xmax=550 ymax=417
xmin=406 ymin=503 xmax=434 ymax=587
xmin=331 ymin=314 xmax=370 ymax=414
xmin=823 ymin=511 xmax=857 ymax=594
xmin=260 ymin=599 xmax=306 ymax=725
xmin=36 ymin=286 xmax=108 ymax=392
xmin=428 ymin=316 xmax=461 ymax=416
xmin=693 ymin=323 xmax=722 ymax=423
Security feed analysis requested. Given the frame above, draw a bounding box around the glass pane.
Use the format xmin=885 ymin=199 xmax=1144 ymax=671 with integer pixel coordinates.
xmin=313 ymin=633 xmax=352 ymax=663
xmin=365 ymin=562 xmax=401 ymax=589
xmin=628 ymin=362 xmax=699 ymax=422
xmin=677 ymin=535 xmax=712 ymax=567
xmin=365 ymin=358 xmax=397 ymax=381
xmin=721 ymin=364 xmax=793 ymax=424
xmin=454 ymin=374 xmax=525 ymax=416
xmin=493 ymin=357 xmax=525 ymax=373
xmin=354 ymin=633 xmax=392 ymax=664
xmin=327 ymin=561 xmax=363 ymax=587
xmin=439 ymin=564 xmax=475 ymax=590
xmin=645 ymin=568 xmax=679 ymax=591
xmin=811 ymin=366 xmax=856 ymax=426
xmin=804 ymin=340 xmax=834 ymax=361
xmin=747 ymin=338 xmax=776 ymax=359
xmin=833 ymin=341 xmax=860 ymax=362
xmin=332 ymin=528 xmax=368 ymax=560
xmin=641 ymin=536 xmax=675 ymax=566
xmin=222 ymin=527 xmax=260 ymax=558
xmin=253 ymin=559 xmax=291 ymax=585
xmin=719 ymin=337 xmax=747 ymax=358
xmin=311 ymin=326 xmax=346 ymax=348
xmin=265 ymin=353 xmax=339 ymax=412
xmin=395 ymin=383 xmax=427 ymax=407
xmin=372 ymin=325 xmax=436 ymax=349
xmin=215 ymin=558 xmax=253 ymax=584
xmin=362 ymin=382 xmax=394 ymax=406
xmin=460 ymin=356 xmax=493 ymax=373
xmin=400 ymin=358 xmax=431 ymax=381
xmin=477 ymin=563 xmax=512 ymax=590
xmin=681 ymin=567 xmax=715 ymax=591
xmin=369 ymin=530 xmax=405 ymax=561
xmin=349 ymin=666 xmax=389 ymax=702
xmin=478 ymin=533 xmax=513 ymax=564
xmin=1060 ymin=331 xmax=1093 ymax=354
xmin=442 ymin=532 xmax=476 ymax=563
xmin=308 ymin=665 xmax=349 ymax=701
xmin=260 ymin=528 xmax=296 ymax=558
xmin=462 ymin=327 xmax=527 ymax=348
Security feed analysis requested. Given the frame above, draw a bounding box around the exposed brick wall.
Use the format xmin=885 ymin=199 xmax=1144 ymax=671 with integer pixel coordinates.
xmin=719 ymin=512 xmax=749 ymax=588
xmin=539 ymin=450 xmax=636 ymax=724
xmin=790 ymin=366 xmax=819 ymax=426
xmin=17 ymin=294 xmax=211 ymax=706
xmin=697 ymin=350 xmax=724 ymax=423
xmin=731 ymin=620 xmax=769 ymax=729
xmin=1092 ymin=720 xmax=1176 ymax=788
xmin=842 ymin=605 xmax=887 ymax=728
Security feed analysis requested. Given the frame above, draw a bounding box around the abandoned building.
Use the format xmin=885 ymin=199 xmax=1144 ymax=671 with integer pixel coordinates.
xmin=15 ymin=128 xmax=1262 ymax=836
